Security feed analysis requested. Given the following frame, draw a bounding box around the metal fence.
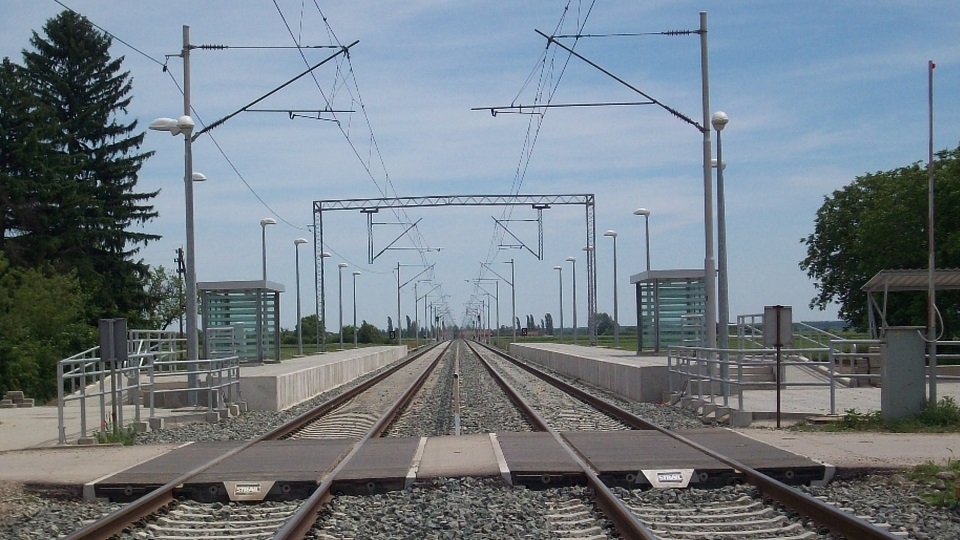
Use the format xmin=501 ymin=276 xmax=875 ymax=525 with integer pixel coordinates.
xmin=667 ymin=336 xmax=894 ymax=415
xmin=56 ymin=331 xmax=241 ymax=444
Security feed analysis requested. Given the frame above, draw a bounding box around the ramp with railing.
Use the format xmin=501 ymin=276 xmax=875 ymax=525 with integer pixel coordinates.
xmin=56 ymin=330 xmax=240 ymax=444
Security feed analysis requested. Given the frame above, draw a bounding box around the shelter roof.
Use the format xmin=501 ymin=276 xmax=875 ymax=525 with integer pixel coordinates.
xmin=861 ymin=269 xmax=960 ymax=292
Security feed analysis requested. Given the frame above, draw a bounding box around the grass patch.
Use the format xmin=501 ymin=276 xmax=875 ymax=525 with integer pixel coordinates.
xmin=93 ymin=425 xmax=137 ymax=445
xmin=794 ymin=396 xmax=960 ymax=433
xmin=908 ymin=459 xmax=960 ymax=507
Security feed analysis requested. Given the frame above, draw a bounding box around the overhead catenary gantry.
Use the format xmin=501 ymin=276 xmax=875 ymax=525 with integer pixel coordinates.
xmin=311 ymin=194 xmax=598 ymax=348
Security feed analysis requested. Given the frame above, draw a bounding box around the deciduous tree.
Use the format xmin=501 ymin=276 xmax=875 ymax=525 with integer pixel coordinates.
xmin=801 ymin=144 xmax=960 ymax=334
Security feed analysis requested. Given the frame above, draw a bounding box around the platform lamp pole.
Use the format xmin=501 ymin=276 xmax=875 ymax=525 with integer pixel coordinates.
xmin=566 ymin=256 xmax=577 ymax=345
xmin=337 ymin=263 xmax=348 ymax=350
xmin=294 ymin=238 xmax=308 ymax=356
xmin=258 ymin=218 xmax=276 ymax=363
xmin=553 ymin=266 xmax=564 ymax=343
xmin=634 ymin=208 xmax=652 ymax=354
xmin=712 ymin=110 xmax=731 ymax=402
xmin=604 ymin=230 xmax=620 ymax=348
xmin=148 ymin=27 xmax=200 ymax=399
xmin=352 ymin=271 xmax=362 ymax=348
xmin=318 ymin=251 xmax=331 ymax=352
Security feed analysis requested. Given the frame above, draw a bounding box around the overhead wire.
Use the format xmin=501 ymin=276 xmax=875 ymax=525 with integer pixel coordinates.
xmin=45 ymin=1 xmax=425 ymax=295
xmin=469 ymin=0 xmax=597 ymax=325
xmin=271 ymin=1 xmax=438 ymax=271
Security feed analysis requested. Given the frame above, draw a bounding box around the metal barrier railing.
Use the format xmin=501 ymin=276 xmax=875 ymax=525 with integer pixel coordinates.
xmin=56 ymin=331 xmax=241 ymax=444
xmin=148 ymin=355 xmax=241 ymax=413
xmin=667 ymin=337 xmax=934 ymax=415
xmin=668 ymin=344 xmax=841 ymax=414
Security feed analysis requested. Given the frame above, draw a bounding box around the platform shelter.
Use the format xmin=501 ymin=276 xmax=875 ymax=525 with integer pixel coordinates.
xmin=199 ymin=280 xmax=284 ymax=363
xmin=631 ymin=268 xmax=706 ymax=353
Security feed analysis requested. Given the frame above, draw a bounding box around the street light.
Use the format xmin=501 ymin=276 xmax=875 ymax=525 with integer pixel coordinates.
xmin=553 ymin=266 xmax=563 ymax=343
xmin=713 ymin=110 xmax=731 ymax=401
xmin=352 ymin=270 xmax=361 ymax=349
xmin=604 ymin=230 xmax=620 ymax=348
xmin=150 ymin=112 xmax=200 ymax=399
xmin=337 ymin=263 xmax=348 ymax=350
xmin=711 ymin=111 xmax=730 ymax=355
xmin=257 ymin=218 xmax=276 ymax=363
xmin=633 ymin=208 xmax=651 ymax=273
xmin=566 ymin=256 xmax=577 ymax=345
xmin=634 ymin=208 xmax=659 ymax=354
xmin=260 ymin=218 xmax=277 ymax=281
xmin=318 ymin=251 xmax=331 ymax=352
xmin=582 ymin=245 xmax=596 ymax=346
xmin=294 ymin=238 xmax=308 ymax=356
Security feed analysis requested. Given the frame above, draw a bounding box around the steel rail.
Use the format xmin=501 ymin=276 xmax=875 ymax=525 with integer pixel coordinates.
xmin=464 ymin=340 xmax=656 ymax=540
xmin=480 ymin=341 xmax=660 ymax=430
xmin=261 ymin=341 xmax=443 ymax=440
xmin=274 ymin=340 xmax=452 ymax=539
xmin=473 ymin=341 xmax=902 ymax=540
xmin=64 ymin=342 xmax=443 ymax=540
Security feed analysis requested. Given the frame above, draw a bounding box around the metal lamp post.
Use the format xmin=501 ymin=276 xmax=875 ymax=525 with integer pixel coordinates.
xmin=566 ymin=256 xmax=577 ymax=344
xmin=260 ymin=218 xmax=276 ymax=281
xmin=712 ymin=111 xmax=731 ymax=401
xmin=582 ymin=246 xmax=594 ymax=346
xmin=634 ymin=208 xmax=654 ymax=354
xmin=711 ymin=111 xmax=730 ymax=354
xmin=337 ymin=263 xmax=348 ymax=350
xmin=294 ymin=238 xmax=308 ymax=356
xmin=318 ymin=251 xmax=331 ymax=352
xmin=352 ymin=270 xmax=361 ymax=348
xmin=633 ymin=208 xmax=651 ymax=272
xmin=149 ymin=26 xmax=200 ymax=401
xmin=257 ymin=218 xmax=276 ymax=363
xmin=553 ymin=266 xmax=563 ymax=342
xmin=603 ymin=230 xmax=620 ymax=348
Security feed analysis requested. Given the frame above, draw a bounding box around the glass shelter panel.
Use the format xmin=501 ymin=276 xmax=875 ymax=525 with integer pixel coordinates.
xmin=199 ymin=281 xmax=284 ymax=363
xmin=633 ymin=269 xmax=706 ymax=352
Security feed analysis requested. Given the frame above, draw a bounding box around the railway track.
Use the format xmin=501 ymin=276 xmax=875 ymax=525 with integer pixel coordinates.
xmin=468 ymin=340 xmax=904 ymax=540
xmin=67 ymin=342 xmax=448 ymax=540
xmin=65 ymin=340 xmax=905 ymax=539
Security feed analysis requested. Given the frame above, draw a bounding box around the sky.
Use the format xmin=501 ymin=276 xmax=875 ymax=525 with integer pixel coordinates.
xmin=3 ymin=1 xmax=960 ymax=334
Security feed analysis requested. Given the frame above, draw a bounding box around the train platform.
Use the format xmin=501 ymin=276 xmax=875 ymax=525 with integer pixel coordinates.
xmin=238 ymin=346 xmax=407 ymax=411
xmin=508 ymin=342 xmax=960 ymax=423
xmin=509 ymin=342 xmax=668 ymax=402
xmin=25 ymin=346 xmax=410 ymax=450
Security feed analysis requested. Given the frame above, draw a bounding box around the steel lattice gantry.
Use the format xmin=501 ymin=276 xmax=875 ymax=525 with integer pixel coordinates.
xmin=311 ymin=194 xmax=597 ymax=348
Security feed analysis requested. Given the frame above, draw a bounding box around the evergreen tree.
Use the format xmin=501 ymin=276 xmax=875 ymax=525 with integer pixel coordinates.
xmin=12 ymin=10 xmax=159 ymax=324
xmin=0 ymin=58 xmax=68 ymax=256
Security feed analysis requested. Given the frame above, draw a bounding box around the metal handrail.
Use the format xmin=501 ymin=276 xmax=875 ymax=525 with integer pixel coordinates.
xmin=56 ymin=331 xmax=238 ymax=444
